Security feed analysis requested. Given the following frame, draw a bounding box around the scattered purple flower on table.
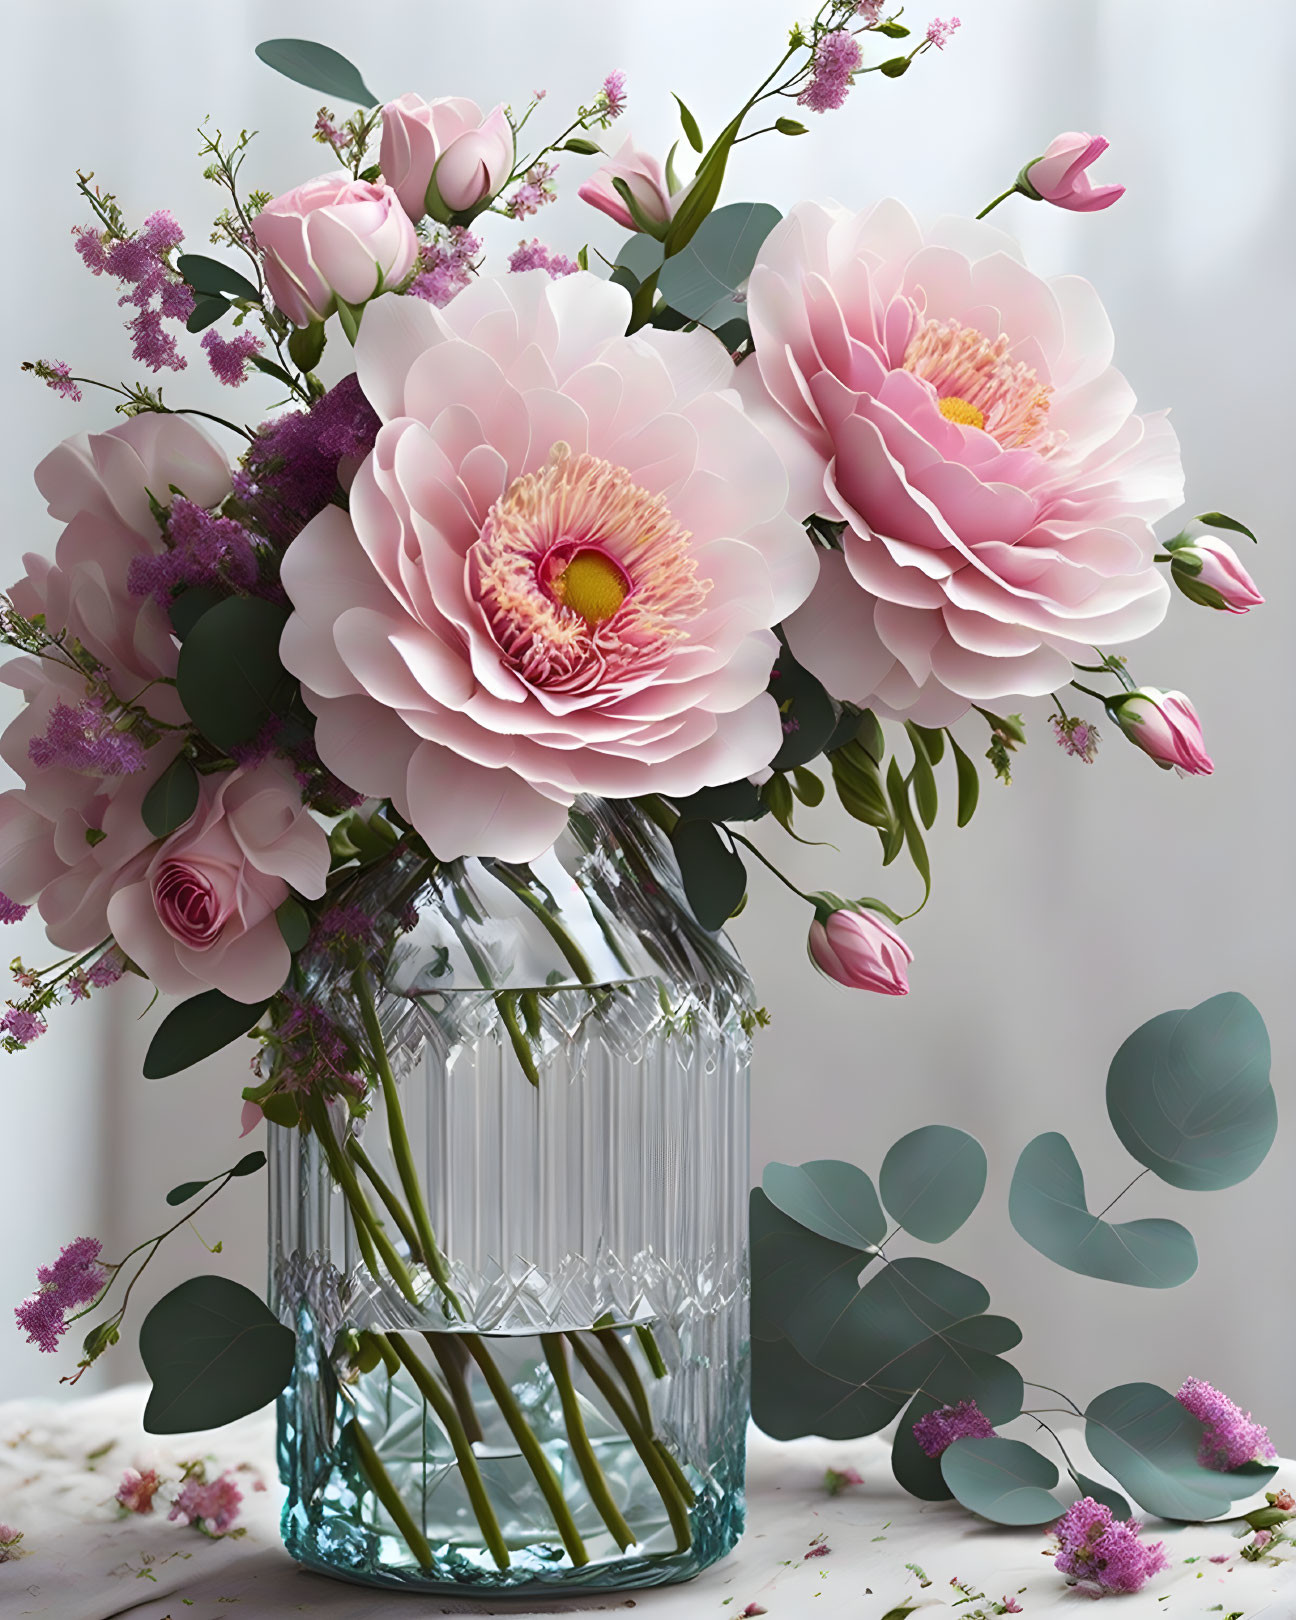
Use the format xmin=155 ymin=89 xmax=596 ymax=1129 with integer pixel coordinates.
xmin=508 ymin=239 xmax=580 ymax=277
xmin=1 ymin=1008 xmax=48 ymax=1048
xmin=169 ymin=1467 xmax=243 ymax=1536
xmin=926 ymin=16 xmax=962 ymax=48
xmin=1176 ymin=1377 xmax=1277 ymax=1470
xmin=0 ymin=893 xmax=30 ymax=924
xmin=15 ymin=1236 xmax=106 ymax=1352
xmin=116 ymin=1466 xmax=162 ymax=1514
xmin=805 ymin=1534 xmax=831 ymax=1558
xmin=28 ymin=698 xmax=146 ymax=777
xmin=1052 ymin=1497 xmax=1168 ymax=1594
xmin=824 ymin=1464 xmax=864 ymax=1495
xmin=738 ymin=1607 xmax=767 ymax=1619
xmin=798 ymin=31 xmax=864 ymax=113
xmin=602 ymin=70 xmax=628 ymax=119
xmin=0 ymin=1524 xmax=23 ymax=1561
xmin=405 ymin=227 xmax=481 ymax=307
xmin=201 ymin=327 xmax=264 ymax=387
xmin=1050 ymin=714 xmax=1100 ymax=763
xmin=126 ymin=495 xmax=260 ymax=606
xmin=912 ymin=1400 xmax=996 ymax=1457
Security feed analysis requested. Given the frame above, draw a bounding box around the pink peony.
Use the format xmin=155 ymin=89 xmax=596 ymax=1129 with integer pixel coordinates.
xmin=577 ymin=134 xmax=678 ymax=234
xmin=1111 ymin=687 xmax=1213 ymax=776
xmin=280 ymin=274 xmax=817 ymax=861
xmin=808 ymin=906 xmax=911 ymax=994
xmin=106 ymin=761 xmax=330 ymax=1001
xmin=379 ymin=94 xmax=514 ymax=221
xmin=1025 ymin=133 xmax=1125 ymax=213
xmin=252 ymin=174 xmax=419 ymax=329
xmin=739 ymin=200 xmax=1183 ymax=724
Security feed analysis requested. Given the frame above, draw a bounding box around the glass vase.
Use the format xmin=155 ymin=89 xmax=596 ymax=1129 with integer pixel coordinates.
xmin=268 ymin=801 xmax=753 ymax=1595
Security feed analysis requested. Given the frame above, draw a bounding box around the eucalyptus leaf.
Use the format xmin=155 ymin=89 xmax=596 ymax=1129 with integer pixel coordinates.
xmin=613 ymin=232 xmax=665 ymax=290
xmin=141 ymin=756 xmax=200 ymax=839
xmin=770 ymin=644 xmax=837 ymax=769
xmin=890 ymin=1391 xmax=954 ymax=1501
xmin=750 ymin=1187 xmax=872 ymax=1345
xmin=880 ymin=1125 xmax=987 ymax=1242
xmin=177 ymin=254 xmax=260 ymax=303
xmin=1070 ymin=1469 xmax=1131 ymax=1520
xmin=276 ymin=897 xmax=311 ymax=953
xmin=1009 ymin=1132 xmax=1198 ymax=1288
xmin=255 ymin=38 xmax=379 ymax=106
xmin=176 ymin=596 xmax=293 ymax=752
xmin=1085 ymin=1382 xmax=1276 ymax=1520
xmin=141 ymin=1275 xmax=295 ymax=1433
xmin=940 ymin=1436 xmax=1064 ymax=1526
xmin=186 ymin=294 xmax=229 ymax=333
xmin=657 ymin=201 xmax=781 ymax=321
xmin=143 ymin=990 xmax=272 ymax=1079
xmin=669 ymin=818 xmax=745 ymax=930
xmin=1106 ymin=992 xmax=1276 ymax=1191
xmin=165 ymin=1150 xmax=267 ymax=1206
xmin=168 ymin=587 xmax=224 ymax=641
xmin=672 ymin=778 xmax=767 ymax=823
xmin=752 ymin=1331 xmax=903 ymax=1440
xmin=762 ymin=1159 xmax=886 ymax=1249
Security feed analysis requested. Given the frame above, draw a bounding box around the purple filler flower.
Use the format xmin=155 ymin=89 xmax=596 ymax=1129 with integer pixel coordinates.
xmin=926 ymin=15 xmax=962 ymax=47
xmin=912 ymin=1400 xmax=996 ymax=1458
xmin=798 ymin=31 xmax=864 ymax=114
xmin=1176 ymin=1378 xmax=1277 ymax=1470
xmin=127 ymin=496 xmax=260 ymax=606
xmin=15 ymin=1236 xmax=106 ymax=1352
xmin=28 ymin=698 xmax=146 ymax=777
xmin=170 ymin=1469 xmax=243 ymax=1536
xmin=1053 ymin=1496 xmax=1168 ymax=1593
xmin=508 ymin=239 xmax=580 ymax=278
xmin=32 ymin=360 xmax=83 ymax=402
xmin=602 ymin=70 xmax=628 ymax=119
xmin=1050 ymin=714 xmax=1101 ymax=763
xmin=202 ymin=327 xmax=264 ymax=387
xmin=1 ymin=1009 xmax=47 ymax=1047
xmin=0 ymin=893 xmax=30 ymax=924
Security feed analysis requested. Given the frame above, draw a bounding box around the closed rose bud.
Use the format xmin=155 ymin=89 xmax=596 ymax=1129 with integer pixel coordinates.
xmin=577 ymin=134 xmax=677 ymax=236
xmin=252 ymin=174 xmax=418 ymax=328
xmin=1170 ymin=535 xmax=1264 ymax=614
xmin=1022 ymin=132 xmax=1124 ymax=212
xmin=380 ymin=94 xmax=514 ymax=221
xmin=1110 ymin=687 xmax=1213 ymax=776
xmin=808 ymin=907 xmax=912 ymax=995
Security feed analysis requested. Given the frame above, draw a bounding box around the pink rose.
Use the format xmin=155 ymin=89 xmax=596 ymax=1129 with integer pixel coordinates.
xmin=1170 ymin=535 xmax=1264 ymax=614
xmin=1024 ymin=133 xmax=1124 ymax=213
xmin=578 ymin=134 xmax=677 ymax=234
xmin=252 ymin=174 xmax=419 ymax=329
xmin=107 ymin=762 xmax=330 ymax=1002
xmin=808 ymin=907 xmax=912 ymax=995
xmin=379 ymin=94 xmax=514 ymax=221
xmin=1111 ymin=687 xmax=1213 ymax=776
xmin=739 ymin=200 xmax=1182 ymax=724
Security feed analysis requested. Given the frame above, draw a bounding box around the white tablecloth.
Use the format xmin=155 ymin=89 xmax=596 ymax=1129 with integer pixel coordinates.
xmin=0 ymin=1386 xmax=1292 ymax=1618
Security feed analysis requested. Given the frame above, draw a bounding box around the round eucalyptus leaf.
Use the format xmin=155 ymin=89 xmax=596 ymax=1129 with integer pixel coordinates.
xmin=1069 ymin=1469 xmax=1131 ymax=1520
xmin=176 ymin=596 xmax=293 ymax=753
xmin=752 ymin=1333 xmax=903 ymax=1441
xmin=669 ymin=818 xmax=745 ymax=930
xmin=750 ymin=1188 xmax=865 ymax=1344
xmin=1009 ymin=1132 xmax=1198 ymax=1288
xmin=762 ymin=1159 xmax=886 ymax=1250
xmin=1085 ymin=1383 xmax=1276 ymax=1520
xmin=940 ymin=1436 xmax=1064 ymax=1525
xmin=141 ymin=755 xmax=200 ymax=839
xmin=1106 ymin=992 xmax=1275 ymax=1191
xmin=656 ymin=201 xmax=781 ymax=320
xmin=255 ymin=38 xmax=379 ymax=106
xmin=143 ymin=989 xmax=272 ymax=1079
xmin=880 ymin=1125 xmax=987 ymax=1242
xmin=944 ymin=1314 xmax=1023 ymax=1355
xmin=890 ymin=1392 xmax=954 ymax=1502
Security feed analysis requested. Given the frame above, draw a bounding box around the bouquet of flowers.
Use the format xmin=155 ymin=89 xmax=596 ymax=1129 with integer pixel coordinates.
xmin=6 ymin=8 xmax=1274 ymax=1600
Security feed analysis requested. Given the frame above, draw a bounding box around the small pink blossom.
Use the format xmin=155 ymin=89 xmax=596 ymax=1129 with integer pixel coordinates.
xmin=926 ymin=15 xmax=962 ymax=48
xmin=116 ymin=1466 xmax=162 ymax=1514
xmin=601 ymin=71 xmax=628 ymax=120
xmin=824 ymin=1464 xmax=864 ymax=1495
xmin=1001 ymin=1602 xmax=1023 ymax=1615
xmin=1025 ymin=132 xmax=1124 ymax=213
xmin=508 ymin=239 xmax=579 ymax=278
xmin=1050 ymin=714 xmax=1100 ymax=763
xmin=15 ymin=1236 xmax=105 ymax=1352
xmin=0 ymin=893 xmax=29 ymax=924
xmin=808 ymin=907 xmax=912 ymax=996
xmin=856 ymin=0 xmax=884 ymax=19
xmin=577 ymin=134 xmax=677 ymax=234
xmin=169 ymin=1469 xmax=242 ymax=1536
xmin=798 ymin=31 xmax=864 ymax=114
xmin=1 ymin=1008 xmax=47 ymax=1047
xmin=0 ymin=1524 xmax=23 ymax=1561
xmin=1170 ymin=535 xmax=1264 ymax=614
xmin=31 ymin=360 xmax=83 ymax=402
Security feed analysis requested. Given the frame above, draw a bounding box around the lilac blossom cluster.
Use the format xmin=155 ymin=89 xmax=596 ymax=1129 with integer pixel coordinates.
xmin=799 ymin=31 xmax=864 ymax=113
xmin=508 ymin=239 xmax=580 ymax=278
xmin=15 ymin=1236 xmax=107 ymax=1353
xmin=260 ymin=993 xmax=364 ymax=1097
xmin=601 ymin=70 xmax=628 ymax=120
xmin=170 ymin=1465 xmax=244 ymax=1536
xmin=1052 ymin=1497 xmax=1168 ymax=1594
xmin=29 ymin=360 xmax=83 ymax=402
xmin=0 ymin=893 xmax=30 ymax=924
xmin=201 ymin=327 xmax=264 ymax=387
xmin=310 ymin=905 xmax=379 ymax=957
xmin=911 ymin=1400 xmax=997 ymax=1458
xmin=1051 ymin=713 xmax=1101 ymax=763
xmin=28 ymin=697 xmax=146 ymax=777
xmin=406 ymin=228 xmax=481 ymax=307
xmin=1177 ymin=1377 xmax=1277 ymax=1470
xmin=127 ymin=496 xmax=261 ymax=607
xmin=505 ymin=162 xmax=559 ymax=219
xmin=926 ymin=15 xmax=962 ymax=48
xmin=0 ymin=1008 xmax=47 ymax=1047
xmin=67 ymin=950 xmax=127 ymax=1002
xmin=74 ymin=210 xmax=194 ymax=372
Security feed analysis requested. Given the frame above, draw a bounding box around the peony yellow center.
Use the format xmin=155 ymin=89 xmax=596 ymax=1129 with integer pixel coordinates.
xmin=552 ymin=548 xmax=630 ymax=625
xmin=938 ymin=396 xmax=985 ymax=429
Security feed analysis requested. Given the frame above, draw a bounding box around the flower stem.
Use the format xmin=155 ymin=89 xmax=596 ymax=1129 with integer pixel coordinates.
xmin=425 ymin=1333 xmax=484 ymax=1447
xmin=595 ymin=1327 xmax=655 ymax=1433
xmin=634 ymin=1324 xmax=669 ymax=1380
xmin=542 ymin=1334 xmax=636 ymax=1551
xmin=347 ymin=1139 xmax=422 ymax=1257
xmin=384 ymin=1331 xmax=512 ymax=1571
xmin=344 ymin=1416 xmax=433 ymax=1568
xmin=976 ymin=184 xmax=1019 ymax=219
xmin=458 ymin=1334 xmax=591 ymax=1567
xmin=493 ymin=866 xmax=598 ymax=985
xmin=494 ymin=990 xmax=540 ymax=1086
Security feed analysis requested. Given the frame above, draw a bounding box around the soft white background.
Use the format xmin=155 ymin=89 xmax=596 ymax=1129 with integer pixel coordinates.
xmin=2 ymin=0 xmax=1291 ymax=1456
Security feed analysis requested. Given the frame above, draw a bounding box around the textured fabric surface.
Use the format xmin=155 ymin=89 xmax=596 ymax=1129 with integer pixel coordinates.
xmin=0 ymin=1385 xmax=1293 ymax=1618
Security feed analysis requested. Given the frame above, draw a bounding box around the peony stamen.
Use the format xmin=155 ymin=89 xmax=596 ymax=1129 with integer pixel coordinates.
xmin=904 ymin=317 xmax=1057 ymax=451
xmin=552 ymin=548 xmax=630 ymax=625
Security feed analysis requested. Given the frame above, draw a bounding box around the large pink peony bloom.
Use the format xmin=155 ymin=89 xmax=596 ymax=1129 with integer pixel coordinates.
xmin=738 ymin=200 xmax=1183 ymax=724
xmin=280 ymin=272 xmax=817 ymax=860
xmin=107 ymin=762 xmax=330 ymax=1002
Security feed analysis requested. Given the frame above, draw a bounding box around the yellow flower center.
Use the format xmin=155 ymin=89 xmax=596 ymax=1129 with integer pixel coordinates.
xmin=938 ymin=395 xmax=986 ymax=429
xmin=552 ymin=548 xmax=630 ymax=625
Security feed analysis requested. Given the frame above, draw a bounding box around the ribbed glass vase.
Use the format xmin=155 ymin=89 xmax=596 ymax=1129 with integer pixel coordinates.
xmin=269 ymin=801 xmax=752 ymax=1595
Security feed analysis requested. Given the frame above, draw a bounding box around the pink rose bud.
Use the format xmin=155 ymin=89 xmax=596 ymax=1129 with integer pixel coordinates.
xmin=808 ymin=907 xmax=912 ymax=995
xmin=380 ymin=94 xmax=514 ymax=221
xmin=578 ymin=134 xmax=677 ymax=236
xmin=1112 ymin=687 xmax=1213 ymax=776
xmin=251 ymin=174 xmax=419 ymax=329
xmin=1170 ymin=535 xmax=1264 ymax=614
xmin=1023 ymin=132 xmax=1124 ymax=212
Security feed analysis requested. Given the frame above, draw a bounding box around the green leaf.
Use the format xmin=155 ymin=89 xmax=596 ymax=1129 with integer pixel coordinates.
xmin=276 ymin=897 xmax=311 ymax=953
xmin=669 ymin=818 xmax=746 ymax=930
xmin=177 ymin=254 xmax=260 ymax=303
xmin=231 ymin=1150 xmax=267 ymax=1177
xmin=336 ymin=297 xmax=363 ymax=344
xmin=750 ymin=1188 xmax=871 ymax=1346
xmin=165 ymin=1150 xmax=266 ymax=1206
xmin=949 ymin=734 xmax=980 ymax=827
xmin=1106 ymin=992 xmax=1276 ymax=1191
xmin=891 ymin=1391 xmax=954 ymax=1502
xmin=829 ymin=739 xmax=892 ymax=829
xmin=176 ymin=596 xmax=293 ymax=752
xmin=1196 ymin=510 xmax=1258 ymax=543
xmin=672 ymin=778 xmax=767 ymax=823
xmin=940 ymin=1437 xmax=1064 ymax=1525
xmin=886 ymin=759 xmax=932 ymax=901
xmin=287 ymin=321 xmax=326 ymax=373
xmin=141 ymin=756 xmax=199 ymax=839
xmin=775 ymin=117 xmax=809 ymax=136
xmin=771 ymin=644 xmax=838 ymax=769
xmin=673 ymin=93 xmax=704 ymax=153
xmin=911 ymin=724 xmax=945 ymax=765
xmin=1070 ymin=1469 xmax=1131 ymax=1520
xmin=880 ymin=55 xmax=911 ymax=77
xmin=141 ymin=1275 xmax=295 ymax=1433
xmin=857 ymin=709 xmax=885 ymax=764
xmin=657 ymin=201 xmax=782 ymax=321
xmin=249 ymin=354 xmax=298 ymax=390
xmin=761 ymin=771 xmax=795 ymax=830
xmin=905 ymin=724 xmax=939 ymax=830
xmin=1085 ymin=1383 xmax=1276 ymax=1519
xmin=1009 ymin=1133 xmax=1197 ymax=1288
xmin=753 ymin=1331 xmax=901 ymax=1441
xmin=168 ymin=587 xmax=224 ymax=641
xmin=186 ymin=294 xmax=229 ymax=333
xmin=876 ymin=19 xmax=911 ymax=36
xmin=662 ymin=114 xmax=743 ymax=258
xmin=791 ymin=766 xmax=825 ymax=807
xmin=165 ymin=1180 xmax=207 ymax=1207
xmin=762 ymin=1160 xmax=887 ymax=1250
xmin=880 ymin=1125 xmax=987 ymax=1243
xmin=254 ymin=38 xmax=378 ymax=106
xmin=143 ymin=990 xmax=272 ymax=1079
xmin=563 ymin=136 xmax=601 ymax=156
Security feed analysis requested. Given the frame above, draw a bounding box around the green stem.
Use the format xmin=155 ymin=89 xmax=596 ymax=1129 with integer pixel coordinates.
xmin=542 ymin=1334 xmax=636 ymax=1551
xmin=634 ymin=793 xmax=679 ymax=836
xmin=344 ymin=1417 xmax=433 ymax=1569
xmin=595 ymin=1328 xmax=654 ymax=1434
xmin=353 ymin=964 xmax=464 ymax=1318
xmin=568 ymin=1335 xmax=693 ymax=1552
xmin=459 ymin=1335 xmax=590 ymax=1567
xmin=634 ymin=1324 xmax=669 ymax=1380
xmin=348 ymin=1139 xmax=422 ymax=1257
xmin=976 ymin=184 xmax=1020 ymax=220
xmin=495 ymin=990 xmax=540 ymax=1086
xmin=493 ymin=866 xmax=598 ymax=985
xmin=425 ymin=1333 xmax=484 ymax=1447
xmin=384 ymin=1332 xmax=512 ymax=1571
